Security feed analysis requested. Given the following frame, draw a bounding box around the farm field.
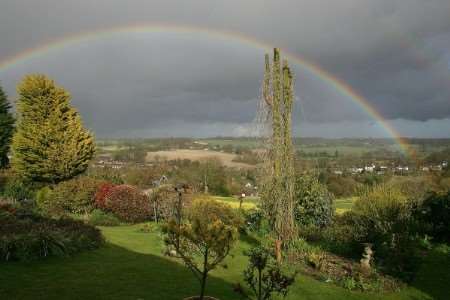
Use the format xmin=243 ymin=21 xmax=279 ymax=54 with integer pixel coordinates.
xmin=201 ymin=138 xmax=261 ymax=148
xmin=146 ymin=149 xmax=254 ymax=168
xmin=0 ymin=224 xmax=448 ymax=300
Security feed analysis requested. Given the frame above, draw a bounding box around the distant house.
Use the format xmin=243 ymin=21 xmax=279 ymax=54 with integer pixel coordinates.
xmin=396 ymin=166 xmax=409 ymax=172
xmin=364 ymin=164 xmax=375 ymax=172
xmin=93 ymin=157 xmax=125 ymax=169
xmin=349 ymin=167 xmax=364 ymax=174
xmin=243 ymin=182 xmax=258 ymax=197
xmin=431 ymin=165 xmax=442 ymax=171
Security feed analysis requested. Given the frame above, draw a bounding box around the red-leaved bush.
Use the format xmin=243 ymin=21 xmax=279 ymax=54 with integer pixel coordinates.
xmin=103 ymin=185 xmax=152 ymax=223
xmin=94 ymin=183 xmax=116 ymax=209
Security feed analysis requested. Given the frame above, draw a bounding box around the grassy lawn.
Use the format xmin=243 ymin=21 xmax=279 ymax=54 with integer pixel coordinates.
xmin=1 ymin=224 xmax=449 ymax=300
xmin=212 ymin=196 xmax=258 ymax=210
xmin=335 ymin=197 xmax=357 ymax=214
xmin=213 ymin=195 xmax=355 ymax=214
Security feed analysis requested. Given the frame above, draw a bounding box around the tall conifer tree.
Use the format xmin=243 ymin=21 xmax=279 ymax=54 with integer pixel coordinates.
xmin=12 ymin=74 xmax=95 ymax=183
xmin=0 ymin=84 xmax=15 ymax=168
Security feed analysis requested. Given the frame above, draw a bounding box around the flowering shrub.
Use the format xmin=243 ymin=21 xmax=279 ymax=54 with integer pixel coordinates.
xmin=94 ymin=182 xmax=116 ymax=209
xmin=104 ymin=185 xmax=152 ymax=223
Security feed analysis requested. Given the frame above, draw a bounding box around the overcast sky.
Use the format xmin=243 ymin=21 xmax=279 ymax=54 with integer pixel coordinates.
xmin=1 ymin=0 xmax=449 ymax=138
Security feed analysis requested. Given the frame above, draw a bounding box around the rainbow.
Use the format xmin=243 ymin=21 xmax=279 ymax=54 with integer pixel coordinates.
xmin=0 ymin=23 xmax=413 ymax=156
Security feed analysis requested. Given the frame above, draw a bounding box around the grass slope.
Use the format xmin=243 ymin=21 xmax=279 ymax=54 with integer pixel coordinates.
xmin=0 ymin=225 xmax=448 ymax=300
xmin=335 ymin=197 xmax=357 ymax=214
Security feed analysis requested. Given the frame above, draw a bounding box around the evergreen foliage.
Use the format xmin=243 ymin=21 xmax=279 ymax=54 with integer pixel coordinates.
xmin=12 ymin=74 xmax=95 ymax=183
xmin=242 ymin=246 xmax=296 ymax=300
xmin=294 ymin=175 xmax=334 ymax=227
xmin=0 ymin=84 xmax=15 ymax=168
xmin=414 ymin=190 xmax=450 ymax=243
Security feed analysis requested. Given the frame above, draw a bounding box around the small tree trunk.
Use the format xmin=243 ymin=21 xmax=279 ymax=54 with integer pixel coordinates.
xmin=199 ymin=270 xmax=208 ymax=300
xmin=199 ymin=249 xmax=209 ymax=300
xmin=258 ymin=267 xmax=262 ymax=300
xmin=275 ymin=239 xmax=282 ymax=263
xmin=153 ymin=200 xmax=158 ymax=223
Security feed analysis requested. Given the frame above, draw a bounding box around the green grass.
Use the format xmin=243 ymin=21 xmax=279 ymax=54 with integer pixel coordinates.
xmin=212 ymin=196 xmax=258 ymax=210
xmin=0 ymin=225 xmax=448 ymax=299
xmin=335 ymin=197 xmax=357 ymax=214
xmin=213 ymin=195 xmax=356 ymax=214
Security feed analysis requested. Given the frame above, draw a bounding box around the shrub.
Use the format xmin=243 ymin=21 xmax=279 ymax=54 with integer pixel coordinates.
xmin=51 ymin=177 xmax=104 ymax=214
xmin=349 ymin=184 xmax=419 ymax=279
xmin=352 ymin=184 xmax=412 ymax=245
xmin=294 ymin=175 xmax=334 ymax=227
xmin=325 ymin=175 xmax=359 ymax=198
xmin=104 ymin=185 xmax=152 ymax=223
xmin=414 ymin=190 xmax=450 ymax=243
xmin=242 ymin=246 xmax=296 ymax=300
xmin=1 ymin=178 xmax=34 ymax=202
xmin=35 ymin=186 xmax=61 ymax=215
xmin=94 ymin=182 xmax=116 ymax=209
xmin=88 ymin=209 xmax=120 ymax=226
xmin=319 ymin=221 xmax=362 ymax=258
xmin=243 ymin=209 xmax=264 ymax=232
xmin=297 ymin=223 xmax=323 ymax=243
xmin=0 ymin=203 xmax=103 ymax=261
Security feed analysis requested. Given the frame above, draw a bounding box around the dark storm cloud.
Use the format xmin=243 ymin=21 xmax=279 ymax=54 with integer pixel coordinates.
xmin=0 ymin=0 xmax=449 ymax=137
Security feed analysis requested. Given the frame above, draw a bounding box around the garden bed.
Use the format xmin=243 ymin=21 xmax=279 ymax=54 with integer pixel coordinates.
xmin=0 ymin=202 xmax=103 ymax=262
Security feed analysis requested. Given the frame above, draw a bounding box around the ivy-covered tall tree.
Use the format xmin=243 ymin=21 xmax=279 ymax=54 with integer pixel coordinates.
xmin=0 ymin=84 xmax=15 ymax=168
xmin=260 ymin=49 xmax=296 ymax=261
xmin=12 ymin=74 xmax=95 ymax=183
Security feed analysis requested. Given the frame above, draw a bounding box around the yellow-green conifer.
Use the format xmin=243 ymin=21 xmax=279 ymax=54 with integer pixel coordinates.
xmin=12 ymin=74 xmax=95 ymax=183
